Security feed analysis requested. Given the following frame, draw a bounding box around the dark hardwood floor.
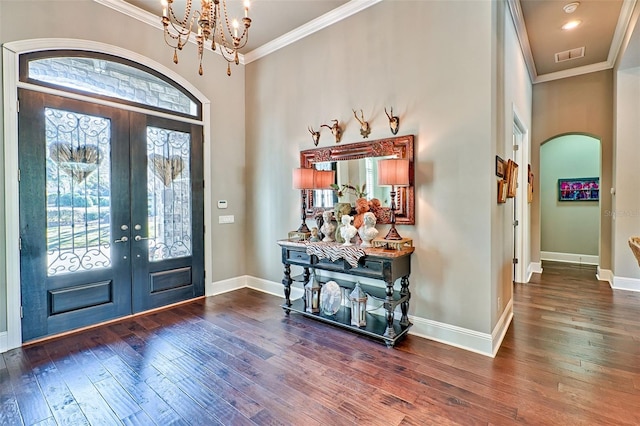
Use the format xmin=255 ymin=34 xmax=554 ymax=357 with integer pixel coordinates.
xmin=2 ymin=261 xmax=640 ymax=425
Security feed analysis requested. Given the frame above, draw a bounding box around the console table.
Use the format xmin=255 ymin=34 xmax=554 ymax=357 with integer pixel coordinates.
xmin=277 ymin=239 xmax=414 ymax=347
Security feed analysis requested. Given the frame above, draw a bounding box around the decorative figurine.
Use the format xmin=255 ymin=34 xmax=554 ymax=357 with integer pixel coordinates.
xmin=358 ymin=212 xmax=378 ymax=247
xmin=309 ymin=227 xmax=320 ymax=242
xmin=320 ymin=211 xmax=336 ymax=242
xmin=339 ymin=214 xmax=357 ymax=246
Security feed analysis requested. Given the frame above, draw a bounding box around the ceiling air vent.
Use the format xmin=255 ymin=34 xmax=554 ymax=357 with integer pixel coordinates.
xmin=555 ymin=47 xmax=585 ymax=63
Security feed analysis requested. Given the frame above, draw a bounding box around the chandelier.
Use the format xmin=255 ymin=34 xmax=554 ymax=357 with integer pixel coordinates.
xmin=161 ymin=0 xmax=252 ymax=76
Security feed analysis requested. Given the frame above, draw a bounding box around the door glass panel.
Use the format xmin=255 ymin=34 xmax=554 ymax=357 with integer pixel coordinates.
xmin=27 ymin=56 xmax=198 ymax=117
xmin=46 ymin=108 xmax=112 ymax=276
xmin=147 ymin=126 xmax=192 ymax=262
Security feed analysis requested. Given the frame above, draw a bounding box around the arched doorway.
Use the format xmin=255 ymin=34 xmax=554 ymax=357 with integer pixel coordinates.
xmin=540 ymin=134 xmax=601 ymax=266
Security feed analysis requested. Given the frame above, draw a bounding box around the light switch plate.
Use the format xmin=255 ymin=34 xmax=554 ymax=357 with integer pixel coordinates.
xmin=218 ymin=215 xmax=234 ymax=224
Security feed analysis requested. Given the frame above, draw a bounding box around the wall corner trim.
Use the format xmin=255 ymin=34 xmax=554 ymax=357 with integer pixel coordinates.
xmin=0 ymin=332 xmax=8 ymax=354
xmin=612 ymin=275 xmax=640 ymax=292
xmin=596 ymin=267 xmax=614 ymax=285
xmin=527 ymin=262 xmax=543 ymax=281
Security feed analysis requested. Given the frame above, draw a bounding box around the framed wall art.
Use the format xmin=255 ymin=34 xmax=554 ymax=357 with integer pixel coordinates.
xmin=497 ymin=179 xmax=507 ymax=203
xmin=505 ymin=159 xmax=518 ymax=198
xmin=558 ymin=177 xmax=599 ymax=201
xmin=495 ymin=155 xmax=506 ymax=178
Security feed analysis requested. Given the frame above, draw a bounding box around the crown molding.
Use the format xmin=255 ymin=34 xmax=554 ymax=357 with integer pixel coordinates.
xmin=607 ymin=0 xmax=637 ymax=68
xmin=534 ymin=60 xmax=615 ymax=83
xmin=93 ymin=0 xmax=247 ymax=65
xmin=507 ymin=0 xmax=638 ymax=84
xmin=506 ymin=0 xmax=537 ymax=83
xmin=243 ymin=0 xmax=383 ymax=64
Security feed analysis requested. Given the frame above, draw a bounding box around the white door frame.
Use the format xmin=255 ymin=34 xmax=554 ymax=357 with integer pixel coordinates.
xmin=512 ymin=113 xmax=530 ymax=283
xmin=2 ymin=39 xmax=212 ymax=352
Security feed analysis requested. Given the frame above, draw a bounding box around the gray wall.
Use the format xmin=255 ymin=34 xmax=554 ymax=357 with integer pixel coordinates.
xmin=613 ymin=67 xmax=640 ymax=279
xmin=540 ymin=135 xmax=600 ymax=256
xmin=0 ymin=0 xmax=247 ymax=335
xmin=531 ymin=70 xmax=614 ymax=268
xmin=245 ymin=1 xmax=531 ymax=336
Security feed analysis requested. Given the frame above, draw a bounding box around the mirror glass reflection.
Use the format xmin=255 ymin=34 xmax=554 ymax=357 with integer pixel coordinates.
xmin=312 ymin=157 xmax=394 ymax=209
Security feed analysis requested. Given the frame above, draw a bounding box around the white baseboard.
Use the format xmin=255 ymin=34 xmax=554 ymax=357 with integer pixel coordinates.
xmin=246 ymin=276 xmax=304 ymax=299
xmin=527 ymin=262 xmax=543 ymax=281
xmin=612 ymin=276 xmax=640 ymax=292
xmin=540 ymin=251 xmax=599 ymax=265
xmin=492 ymin=298 xmax=514 ymax=356
xmin=596 ymin=267 xmax=613 ymax=285
xmin=1 ymin=274 xmax=514 ymax=357
xmin=239 ymin=275 xmax=510 ymax=357
xmin=0 ymin=331 xmax=7 ymax=354
xmin=409 ymin=297 xmax=512 ymax=358
xmin=238 ymin=276 xmax=513 ymax=357
xmin=206 ymin=276 xmax=247 ymax=297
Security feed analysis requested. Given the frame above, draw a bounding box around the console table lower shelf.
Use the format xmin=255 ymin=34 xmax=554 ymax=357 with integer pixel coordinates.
xmin=282 ymin=298 xmax=412 ymax=347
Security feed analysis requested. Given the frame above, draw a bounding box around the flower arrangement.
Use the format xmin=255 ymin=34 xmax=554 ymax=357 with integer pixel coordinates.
xmin=330 ymin=183 xmax=367 ymax=199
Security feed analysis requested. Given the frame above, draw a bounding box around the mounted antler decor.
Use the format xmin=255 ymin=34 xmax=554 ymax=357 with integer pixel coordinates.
xmin=352 ymin=109 xmax=371 ymax=139
xmin=385 ymin=107 xmax=400 ymax=135
xmin=321 ymin=119 xmax=343 ymax=144
xmin=308 ymin=126 xmax=321 ymax=146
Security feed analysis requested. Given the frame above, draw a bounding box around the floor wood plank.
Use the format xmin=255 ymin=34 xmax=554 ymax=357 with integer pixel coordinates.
xmin=3 ymin=261 xmax=640 ymax=425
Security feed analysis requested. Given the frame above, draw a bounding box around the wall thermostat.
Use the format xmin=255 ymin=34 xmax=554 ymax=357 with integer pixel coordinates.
xmin=217 ymin=200 xmax=228 ymax=209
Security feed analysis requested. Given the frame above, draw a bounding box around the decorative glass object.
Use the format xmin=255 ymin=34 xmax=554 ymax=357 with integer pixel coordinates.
xmin=305 ymin=270 xmax=321 ymax=314
xmin=321 ymin=281 xmax=342 ymax=315
xmin=350 ymin=282 xmax=368 ymax=327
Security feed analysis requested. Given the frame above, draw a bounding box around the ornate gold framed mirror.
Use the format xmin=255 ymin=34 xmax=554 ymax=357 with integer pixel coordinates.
xmin=300 ymin=135 xmax=414 ymax=225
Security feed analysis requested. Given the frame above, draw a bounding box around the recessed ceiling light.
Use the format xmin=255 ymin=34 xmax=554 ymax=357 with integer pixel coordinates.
xmin=563 ymin=2 xmax=580 ymax=13
xmin=562 ymin=20 xmax=582 ymax=30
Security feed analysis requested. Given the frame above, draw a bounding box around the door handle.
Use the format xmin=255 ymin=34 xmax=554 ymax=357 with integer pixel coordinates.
xmin=134 ymin=235 xmax=149 ymax=241
xmin=114 ymin=236 xmax=129 ymax=243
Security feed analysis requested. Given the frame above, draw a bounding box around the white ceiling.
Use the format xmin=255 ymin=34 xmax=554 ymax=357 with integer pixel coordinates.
xmin=107 ymin=0 xmax=639 ymax=82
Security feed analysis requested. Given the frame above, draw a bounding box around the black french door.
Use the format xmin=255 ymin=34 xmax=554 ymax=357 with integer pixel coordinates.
xmin=18 ymin=90 xmax=204 ymax=342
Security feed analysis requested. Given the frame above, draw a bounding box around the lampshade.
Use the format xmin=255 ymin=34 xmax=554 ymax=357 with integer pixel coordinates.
xmin=378 ymin=159 xmax=410 ymax=186
xmin=292 ymin=168 xmax=316 ymax=190
xmin=314 ymin=170 xmax=335 ymax=189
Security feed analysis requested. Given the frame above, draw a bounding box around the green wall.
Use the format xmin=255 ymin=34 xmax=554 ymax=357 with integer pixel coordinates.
xmin=540 ymin=134 xmax=600 ymax=256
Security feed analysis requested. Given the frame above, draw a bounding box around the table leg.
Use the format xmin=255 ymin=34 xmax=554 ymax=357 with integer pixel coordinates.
xmin=400 ymin=276 xmax=411 ymax=327
xmin=383 ymin=279 xmax=396 ymax=339
xmin=282 ymin=264 xmax=292 ymax=314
